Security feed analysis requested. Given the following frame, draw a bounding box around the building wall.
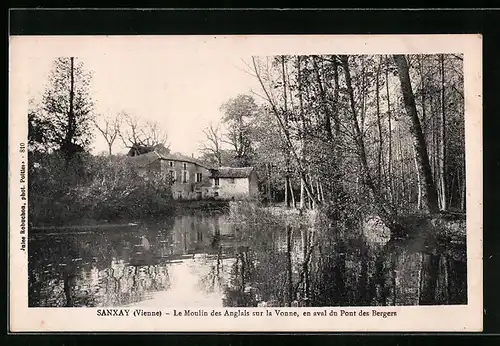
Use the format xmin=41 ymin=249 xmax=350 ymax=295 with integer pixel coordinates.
xmin=139 ymin=157 xmax=259 ymax=201
xmin=211 ymin=177 xmax=250 ymax=200
xmin=159 ymin=160 xmax=212 ymax=200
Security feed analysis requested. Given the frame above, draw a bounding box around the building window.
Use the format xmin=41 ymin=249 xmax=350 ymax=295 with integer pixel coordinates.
xmin=214 ymin=178 xmax=219 ymax=186
xmin=196 ymin=173 xmax=202 ymax=183
xmin=228 ymin=178 xmax=235 ymax=184
xmin=168 ymin=170 xmax=176 ymax=182
xmin=169 ymin=161 xmax=174 ymax=168
xmin=182 ymin=171 xmax=188 ymax=183
xmin=182 ymin=162 xmax=187 ymax=170
xmin=214 ymin=192 xmax=219 ymax=197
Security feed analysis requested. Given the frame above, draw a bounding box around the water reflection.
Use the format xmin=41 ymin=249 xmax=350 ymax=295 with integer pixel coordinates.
xmin=29 ymin=212 xmax=467 ymax=307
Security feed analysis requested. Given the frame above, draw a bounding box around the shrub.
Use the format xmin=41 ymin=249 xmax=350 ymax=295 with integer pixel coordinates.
xmin=28 ymin=152 xmax=175 ymax=225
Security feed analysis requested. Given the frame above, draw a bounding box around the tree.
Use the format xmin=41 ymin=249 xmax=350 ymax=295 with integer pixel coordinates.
xmin=339 ymin=55 xmax=395 ymax=222
xmin=393 ymin=54 xmax=439 ymax=214
xmin=438 ymin=54 xmax=448 ymax=211
xmin=220 ymin=94 xmax=257 ymax=167
xmin=251 ymin=107 xmax=287 ymax=203
xmin=118 ymin=112 xmax=170 ymax=156
xmin=93 ymin=114 xmax=121 ymax=155
xmin=199 ymin=122 xmax=223 ymax=166
xmin=249 ymin=52 xmax=463 ymax=221
xmin=28 ymin=100 xmax=55 ymax=152
xmin=39 ymin=57 xmax=95 ymax=162
xmin=252 ymin=57 xmax=321 ymax=207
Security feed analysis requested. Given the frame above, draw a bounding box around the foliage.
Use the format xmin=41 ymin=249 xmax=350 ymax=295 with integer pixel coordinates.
xmin=118 ymin=112 xmax=170 ymax=154
xmin=28 ymin=152 xmax=175 ymax=226
xmin=220 ymin=94 xmax=260 ymax=167
xmin=29 ymin=58 xmax=95 ymax=160
xmin=248 ymin=54 xmax=465 ymax=221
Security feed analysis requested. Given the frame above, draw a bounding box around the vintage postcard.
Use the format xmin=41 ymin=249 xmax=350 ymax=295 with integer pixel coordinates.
xmin=9 ymin=34 xmax=482 ymax=332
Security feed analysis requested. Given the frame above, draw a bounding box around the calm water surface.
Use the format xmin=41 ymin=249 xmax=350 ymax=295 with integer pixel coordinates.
xmin=28 ymin=212 xmax=467 ymax=307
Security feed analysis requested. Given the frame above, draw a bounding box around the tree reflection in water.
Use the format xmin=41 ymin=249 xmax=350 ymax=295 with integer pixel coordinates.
xmin=29 ymin=212 xmax=467 ymax=308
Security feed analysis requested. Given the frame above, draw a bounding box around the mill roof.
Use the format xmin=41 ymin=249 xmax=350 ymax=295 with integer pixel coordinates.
xmin=210 ymin=167 xmax=255 ymax=178
xmin=160 ymin=152 xmax=214 ymax=169
xmin=130 ymin=150 xmax=214 ymax=169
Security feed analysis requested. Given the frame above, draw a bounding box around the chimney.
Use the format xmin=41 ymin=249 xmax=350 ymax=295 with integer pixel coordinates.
xmin=192 ymin=153 xmax=194 ymax=158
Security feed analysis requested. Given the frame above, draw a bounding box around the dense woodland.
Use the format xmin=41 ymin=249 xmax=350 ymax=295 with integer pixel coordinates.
xmin=199 ymin=54 xmax=465 ymax=232
xmin=28 ymin=54 xmax=465 ymax=230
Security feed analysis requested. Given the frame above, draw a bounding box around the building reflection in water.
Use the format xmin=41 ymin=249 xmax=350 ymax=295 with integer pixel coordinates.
xmin=29 ymin=212 xmax=467 ymax=308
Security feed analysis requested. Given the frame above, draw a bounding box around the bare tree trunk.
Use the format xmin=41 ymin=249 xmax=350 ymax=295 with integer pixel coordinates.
xmin=319 ymin=181 xmax=325 ymax=203
xmin=386 ymin=56 xmax=394 ymax=204
xmin=301 ymin=228 xmax=310 ymax=303
xmin=289 ymin=179 xmax=296 ymax=208
xmin=430 ymin=93 xmax=438 ymax=185
xmin=286 ymin=225 xmax=293 ymax=306
xmin=340 ymin=55 xmax=396 ymax=226
xmin=360 ymin=56 xmax=367 ymax=131
xmin=393 ymin=54 xmax=439 ymax=214
xmin=252 ymin=57 xmax=320 ymax=207
xmin=284 ymin=174 xmax=289 ymax=208
xmin=313 ymin=57 xmax=334 ymax=141
xmin=376 ymin=56 xmax=384 ymax=191
xmin=332 ymin=57 xmax=341 ymax=137
xmin=266 ymin=163 xmax=272 ymax=203
xmin=397 ymin=124 xmax=406 ymax=204
xmin=297 ymin=56 xmax=306 ymax=210
xmin=412 ymin=144 xmax=423 ymax=209
xmin=420 ymin=55 xmax=427 ymax=136
xmin=300 ymin=179 xmax=305 ymax=209
xmin=309 ymin=174 xmax=316 ymax=209
xmin=449 ymin=170 xmax=456 ymax=208
xmin=282 ymin=56 xmax=292 ymax=209
xmin=64 ymin=273 xmax=74 ymax=307
xmin=316 ymin=180 xmax=322 ymax=203
xmin=439 ymin=54 xmax=448 ymax=211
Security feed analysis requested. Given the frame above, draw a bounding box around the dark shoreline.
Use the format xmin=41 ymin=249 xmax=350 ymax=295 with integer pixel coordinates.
xmin=29 ymin=199 xmax=231 ymax=233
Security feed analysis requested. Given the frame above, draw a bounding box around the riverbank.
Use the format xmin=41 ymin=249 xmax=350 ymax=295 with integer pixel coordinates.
xmin=29 ymin=222 xmax=140 ymax=234
xmin=392 ymin=211 xmax=467 ymax=244
xmin=29 ymin=199 xmax=232 ymax=233
xmin=175 ymin=199 xmax=230 ymax=213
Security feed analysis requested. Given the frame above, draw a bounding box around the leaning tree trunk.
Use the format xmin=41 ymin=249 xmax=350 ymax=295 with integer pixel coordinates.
xmin=266 ymin=163 xmax=272 ymax=203
xmin=386 ymin=56 xmax=394 ymax=204
xmin=439 ymin=54 xmax=448 ymax=211
xmin=252 ymin=57 xmax=320 ymax=207
xmin=375 ymin=56 xmax=384 ymax=191
xmin=282 ymin=56 xmax=292 ymax=208
xmin=297 ymin=56 xmax=306 ymax=209
xmin=340 ymin=55 xmax=397 ymax=227
xmin=393 ymin=54 xmax=439 ymax=214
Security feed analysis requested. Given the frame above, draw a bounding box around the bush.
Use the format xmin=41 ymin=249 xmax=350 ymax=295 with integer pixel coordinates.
xmin=28 ymin=152 xmax=175 ymax=225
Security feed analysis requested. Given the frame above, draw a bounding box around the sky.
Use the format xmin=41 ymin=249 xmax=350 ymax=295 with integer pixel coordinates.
xmin=11 ymin=35 xmax=475 ymax=157
xmin=16 ymin=37 xmax=262 ymax=156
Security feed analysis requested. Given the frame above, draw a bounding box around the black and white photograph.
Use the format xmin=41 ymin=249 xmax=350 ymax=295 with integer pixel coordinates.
xmin=9 ymin=35 xmax=482 ymax=332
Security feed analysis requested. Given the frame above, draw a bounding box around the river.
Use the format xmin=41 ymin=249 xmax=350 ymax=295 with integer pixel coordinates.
xmin=28 ymin=211 xmax=467 ymax=308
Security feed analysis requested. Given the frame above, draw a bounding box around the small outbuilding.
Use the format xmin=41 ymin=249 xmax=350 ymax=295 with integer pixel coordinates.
xmin=209 ymin=167 xmax=259 ymax=200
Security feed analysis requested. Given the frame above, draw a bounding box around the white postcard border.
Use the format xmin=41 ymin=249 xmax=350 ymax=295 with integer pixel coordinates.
xmin=8 ymin=34 xmax=483 ymax=332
